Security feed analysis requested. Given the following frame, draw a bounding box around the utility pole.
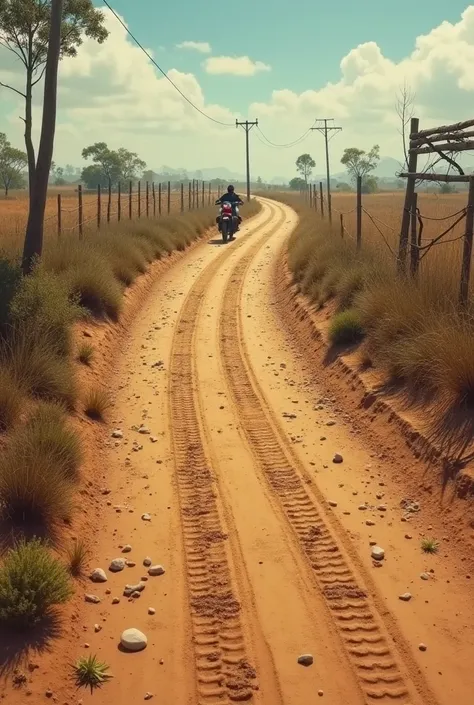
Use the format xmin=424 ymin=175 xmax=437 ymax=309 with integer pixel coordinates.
xmin=236 ymin=119 xmax=258 ymax=201
xmin=311 ymin=119 xmax=342 ymax=224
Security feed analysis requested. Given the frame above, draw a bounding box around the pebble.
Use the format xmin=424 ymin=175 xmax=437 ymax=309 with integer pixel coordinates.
xmin=109 ymin=559 xmax=126 ymax=573
xmin=143 ymin=557 xmax=152 ymax=567
xmin=328 ymin=501 xmax=338 ymax=508
xmin=366 ymin=520 xmax=375 ymax=526
xmin=124 ymin=582 xmax=146 ymax=597
xmin=85 ymin=594 xmax=101 ymax=604
xmin=377 ymin=505 xmax=387 ymax=512
xmin=138 ymin=426 xmax=151 ymax=435
xmin=298 ymin=654 xmax=314 ymax=667
xmin=148 ymin=565 xmax=165 ymax=577
xmin=122 ymin=545 xmax=133 ymax=553
xmin=399 ymin=592 xmax=412 ymax=602
xmin=90 ymin=568 xmax=107 ymax=583
xmin=333 ymin=454 xmax=343 ymax=464
xmin=94 ymin=624 xmax=102 ymax=633
xmin=126 ymin=560 xmax=136 ymax=568
xmin=358 ymin=504 xmax=368 ymax=511
xmin=371 ymin=546 xmax=385 ymax=561
xmin=111 ymin=430 xmax=123 ymax=439
xmin=148 ymin=608 xmax=156 ymax=615
xmin=144 ymin=694 xmax=153 ymax=701
xmin=318 ymin=691 xmax=324 ymax=697
xmin=112 ymin=598 xmax=120 ymax=604
xmin=45 ymin=690 xmax=53 ymax=698
xmin=142 ymin=513 xmax=152 ymax=521
xmin=419 ymin=643 xmax=427 ymax=652
xmin=420 ymin=573 xmax=430 ymax=581
xmin=326 ymin=420 xmax=336 ymax=426
xmin=405 ymin=534 xmax=413 ymax=540
xmin=120 ymin=628 xmax=148 ymax=652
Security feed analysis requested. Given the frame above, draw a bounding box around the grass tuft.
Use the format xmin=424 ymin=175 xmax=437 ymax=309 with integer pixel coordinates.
xmin=73 ymin=654 xmax=112 ymax=692
xmin=0 ymin=368 xmax=23 ymax=432
xmin=78 ymin=342 xmax=94 ymax=365
xmin=84 ymin=387 xmax=112 ymax=421
xmin=0 ymin=538 xmax=72 ymax=628
xmin=421 ymin=537 xmax=439 ymax=554
xmin=65 ymin=538 xmax=90 ymax=577
xmin=329 ymin=309 xmax=365 ymax=345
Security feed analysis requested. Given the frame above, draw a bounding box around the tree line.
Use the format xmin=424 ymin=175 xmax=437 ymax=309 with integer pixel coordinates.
xmin=288 ymin=147 xmax=381 ymax=193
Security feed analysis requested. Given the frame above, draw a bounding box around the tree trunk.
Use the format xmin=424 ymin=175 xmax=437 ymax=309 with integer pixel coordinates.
xmin=25 ymin=67 xmax=36 ymax=201
xmin=22 ymin=0 xmax=64 ymax=275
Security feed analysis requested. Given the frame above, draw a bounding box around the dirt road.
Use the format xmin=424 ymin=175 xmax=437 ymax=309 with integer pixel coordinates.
xmin=35 ymin=199 xmax=473 ymax=705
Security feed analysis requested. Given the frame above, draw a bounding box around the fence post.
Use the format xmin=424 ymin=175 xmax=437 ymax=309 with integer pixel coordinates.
xmin=409 ymin=192 xmax=419 ymax=277
xmin=398 ymin=117 xmax=419 ymax=275
xmin=167 ymin=181 xmax=171 ymax=214
xmin=180 ymin=182 xmax=184 ymax=213
xmin=208 ymin=182 xmax=211 ymax=205
xmin=319 ymin=182 xmax=324 ymax=219
xmin=202 ymin=180 xmax=205 ymax=207
xmin=138 ymin=181 xmax=141 ymax=218
xmin=57 ymin=194 xmax=62 ymax=238
xmin=459 ymin=177 xmax=474 ymax=307
xmin=188 ymin=181 xmax=191 ymax=210
xmin=192 ymin=179 xmax=196 ymax=209
xmin=340 ymin=213 xmax=344 ymax=238
xmin=107 ymin=180 xmax=111 ymax=223
xmin=308 ymin=184 xmax=312 ymax=208
xmin=129 ymin=181 xmax=132 ymax=219
xmin=356 ymin=175 xmax=362 ymax=250
xmin=96 ymin=185 xmax=101 ymax=230
xmin=78 ymin=185 xmax=83 ymax=239
xmin=152 ymin=182 xmax=156 ymax=216
xmin=313 ymin=184 xmax=317 ymax=213
xmin=118 ymin=182 xmax=121 ymax=222
xmin=158 ymin=183 xmax=162 ymax=215
xmin=146 ymin=181 xmax=149 ymax=217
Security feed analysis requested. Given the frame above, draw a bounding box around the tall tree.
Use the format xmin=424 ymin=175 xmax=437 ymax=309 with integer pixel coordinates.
xmin=82 ymin=142 xmax=146 ymax=185
xmin=295 ymin=153 xmax=315 ymax=185
xmin=0 ymin=0 xmax=108 ymax=197
xmin=0 ymin=132 xmax=27 ymax=196
xmin=289 ymin=176 xmax=307 ymax=191
xmin=341 ymin=145 xmax=380 ymax=184
xmin=116 ymin=147 xmax=146 ymax=182
xmin=22 ymin=0 xmax=62 ymax=274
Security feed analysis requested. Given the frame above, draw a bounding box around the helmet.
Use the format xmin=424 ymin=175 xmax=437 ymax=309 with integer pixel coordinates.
xmin=227 ymin=184 xmax=235 ymax=193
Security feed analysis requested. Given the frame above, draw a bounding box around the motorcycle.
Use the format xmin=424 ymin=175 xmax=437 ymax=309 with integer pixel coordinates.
xmin=216 ymin=201 xmax=240 ymax=243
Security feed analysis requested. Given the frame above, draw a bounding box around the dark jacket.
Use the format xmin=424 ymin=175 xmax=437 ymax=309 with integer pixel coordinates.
xmin=216 ymin=192 xmax=243 ymax=205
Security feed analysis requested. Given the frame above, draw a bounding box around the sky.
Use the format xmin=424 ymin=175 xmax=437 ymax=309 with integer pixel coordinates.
xmin=1 ymin=0 xmax=474 ymax=180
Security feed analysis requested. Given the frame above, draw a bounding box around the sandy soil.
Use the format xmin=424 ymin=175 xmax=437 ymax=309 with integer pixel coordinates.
xmin=4 ymin=198 xmax=473 ymax=705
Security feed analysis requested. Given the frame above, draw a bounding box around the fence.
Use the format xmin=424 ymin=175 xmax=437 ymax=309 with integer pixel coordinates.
xmin=300 ymin=160 xmax=474 ymax=309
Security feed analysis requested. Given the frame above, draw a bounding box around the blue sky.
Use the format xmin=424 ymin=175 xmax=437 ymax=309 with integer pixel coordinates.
xmin=1 ymin=1 xmax=474 ymax=179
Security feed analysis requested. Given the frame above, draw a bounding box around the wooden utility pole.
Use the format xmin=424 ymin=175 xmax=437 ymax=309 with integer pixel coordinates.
xmin=236 ymin=119 xmax=258 ymax=201
xmin=460 ymin=177 xmax=474 ymax=307
xmin=398 ymin=117 xmax=419 ymax=274
xmin=311 ymin=118 xmax=342 ymax=224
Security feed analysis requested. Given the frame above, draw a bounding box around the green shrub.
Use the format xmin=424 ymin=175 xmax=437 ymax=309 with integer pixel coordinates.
xmin=0 ymin=368 xmax=22 ymax=432
xmin=74 ymin=654 xmax=112 ymax=691
xmin=329 ymin=309 xmax=365 ymax=345
xmin=0 ymin=538 xmax=72 ymax=628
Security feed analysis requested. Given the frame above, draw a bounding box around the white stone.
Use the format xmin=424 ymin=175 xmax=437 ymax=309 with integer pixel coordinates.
xmin=141 ymin=513 xmax=152 ymax=521
xmin=111 ymin=430 xmax=123 ymax=439
xmin=90 ymin=568 xmax=107 ymax=583
xmin=371 ymin=546 xmax=385 ymax=561
xmin=120 ymin=628 xmax=147 ymax=652
xmin=109 ymin=558 xmax=126 ymax=573
xmin=124 ymin=582 xmax=146 ymax=597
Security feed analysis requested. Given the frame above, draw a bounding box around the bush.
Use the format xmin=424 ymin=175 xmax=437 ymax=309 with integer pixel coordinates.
xmin=78 ymin=342 xmax=94 ymax=365
xmin=0 ymin=445 xmax=73 ymax=527
xmin=329 ymin=309 xmax=365 ymax=345
xmin=0 ymin=538 xmax=72 ymax=627
xmin=9 ymin=402 xmax=82 ymax=481
xmin=0 ymin=368 xmax=22 ymax=432
xmin=84 ymin=387 xmax=112 ymax=421
xmin=0 ymin=254 xmax=22 ymax=333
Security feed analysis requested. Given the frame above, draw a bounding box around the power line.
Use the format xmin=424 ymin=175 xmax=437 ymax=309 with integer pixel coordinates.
xmin=311 ymin=118 xmax=342 ymax=223
xmin=101 ymin=0 xmax=234 ymax=127
xmin=256 ymin=123 xmax=315 ymax=148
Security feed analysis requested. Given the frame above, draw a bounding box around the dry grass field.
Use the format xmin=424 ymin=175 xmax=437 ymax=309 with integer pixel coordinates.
xmin=0 ymin=185 xmax=217 ymax=253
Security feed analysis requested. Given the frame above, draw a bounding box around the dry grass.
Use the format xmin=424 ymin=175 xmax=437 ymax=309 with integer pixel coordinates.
xmin=0 ymin=369 xmax=23 ymax=432
xmin=78 ymin=342 xmax=94 ymax=365
xmin=84 ymin=387 xmax=112 ymax=421
xmin=66 ymin=538 xmax=90 ymax=577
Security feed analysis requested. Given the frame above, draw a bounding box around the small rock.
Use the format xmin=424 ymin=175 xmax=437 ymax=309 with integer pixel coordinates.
xmin=326 ymin=420 xmax=336 ymax=427
xmin=144 ymin=694 xmax=153 ymax=701
xmin=124 ymin=582 xmax=146 ymax=597
xmin=420 ymin=573 xmax=430 ymax=581
xmin=45 ymin=689 xmax=53 ymax=698
xmin=109 ymin=558 xmax=126 ymax=573
xmin=148 ymin=565 xmax=165 ymax=577
xmin=111 ymin=430 xmax=123 ymax=439
xmin=358 ymin=504 xmax=368 ymax=511
xmin=131 ymin=591 xmax=142 ymax=599
xmin=333 ymin=454 xmax=343 ymax=464
xmin=126 ymin=560 xmax=136 ymax=568
xmin=399 ymin=592 xmax=412 ymax=602
xmin=90 ymin=568 xmax=107 ymax=583
xmin=377 ymin=505 xmax=387 ymax=512
xmin=419 ymin=643 xmax=427 ymax=652
xmin=298 ymin=654 xmax=314 ymax=667
xmin=148 ymin=608 xmax=156 ymax=615
xmin=150 ymin=436 xmax=158 ymax=443
xmin=143 ymin=557 xmax=152 ymax=567
xmin=318 ymin=691 xmax=324 ymax=697
xmin=138 ymin=426 xmax=150 ymax=435
xmin=405 ymin=534 xmax=413 ymax=540
xmin=112 ymin=598 xmax=120 ymax=604
xmin=94 ymin=624 xmax=102 ymax=633
xmin=371 ymin=546 xmax=385 ymax=561
xmin=120 ymin=628 xmax=148 ymax=652
xmin=85 ymin=594 xmax=101 ymax=604
xmin=141 ymin=513 xmax=152 ymax=522
xmin=366 ymin=520 xmax=375 ymax=526
xmin=328 ymin=501 xmax=337 ymax=508
xmin=122 ymin=545 xmax=132 ymax=553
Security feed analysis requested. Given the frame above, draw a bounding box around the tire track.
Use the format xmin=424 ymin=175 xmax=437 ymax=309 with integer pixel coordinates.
xmin=218 ymin=200 xmax=437 ymax=705
xmin=168 ymin=202 xmax=286 ymax=704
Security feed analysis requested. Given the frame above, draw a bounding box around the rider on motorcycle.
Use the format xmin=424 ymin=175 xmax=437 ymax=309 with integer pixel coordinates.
xmin=215 ymin=185 xmax=244 ymax=231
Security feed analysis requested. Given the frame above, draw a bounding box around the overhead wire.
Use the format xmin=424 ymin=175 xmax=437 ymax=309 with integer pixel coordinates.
xmin=256 ymin=122 xmax=316 ymax=148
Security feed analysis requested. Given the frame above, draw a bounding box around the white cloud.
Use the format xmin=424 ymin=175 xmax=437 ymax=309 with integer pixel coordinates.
xmin=176 ymin=41 xmax=211 ymax=54
xmin=203 ymin=56 xmax=271 ymax=76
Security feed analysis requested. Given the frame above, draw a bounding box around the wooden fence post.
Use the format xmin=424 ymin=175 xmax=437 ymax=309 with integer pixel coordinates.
xmin=78 ymin=185 xmax=83 ymax=239
xmin=158 ymin=183 xmax=162 ymax=215
xmin=180 ymin=182 xmax=184 ymax=213
xmin=356 ymin=175 xmax=362 ymax=250
xmin=309 ymin=185 xmax=312 ymax=208
xmin=129 ymin=181 xmax=132 ymax=219
xmin=409 ymin=192 xmax=419 ymax=277
xmin=459 ymin=177 xmax=474 ymax=307
xmin=319 ymin=182 xmax=324 ymax=219
xmin=152 ymin=182 xmax=156 ymax=216
xmin=107 ymin=180 xmax=111 ymax=223
xmin=398 ymin=117 xmax=419 ymax=274
xmin=97 ymin=185 xmax=101 ymax=230
xmin=146 ymin=181 xmax=149 ymax=217
xmin=118 ymin=182 xmax=121 ymax=222
xmin=138 ymin=181 xmax=141 ymax=218
xmin=57 ymin=194 xmax=62 ymax=237
xmin=313 ymin=184 xmax=317 ymax=213
xmin=208 ymin=182 xmax=211 ymax=205
xmin=202 ymin=180 xmax=205 ymax=207
xmin=340 ymin=213 xmax=344 ymax=238
xmin=188 ymin=182 xmax=191 ymax=210
xmin=192 ymin=180 xmax=196 ymax=209
xmin=167 ymin=181 xmax=171 ymax=214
